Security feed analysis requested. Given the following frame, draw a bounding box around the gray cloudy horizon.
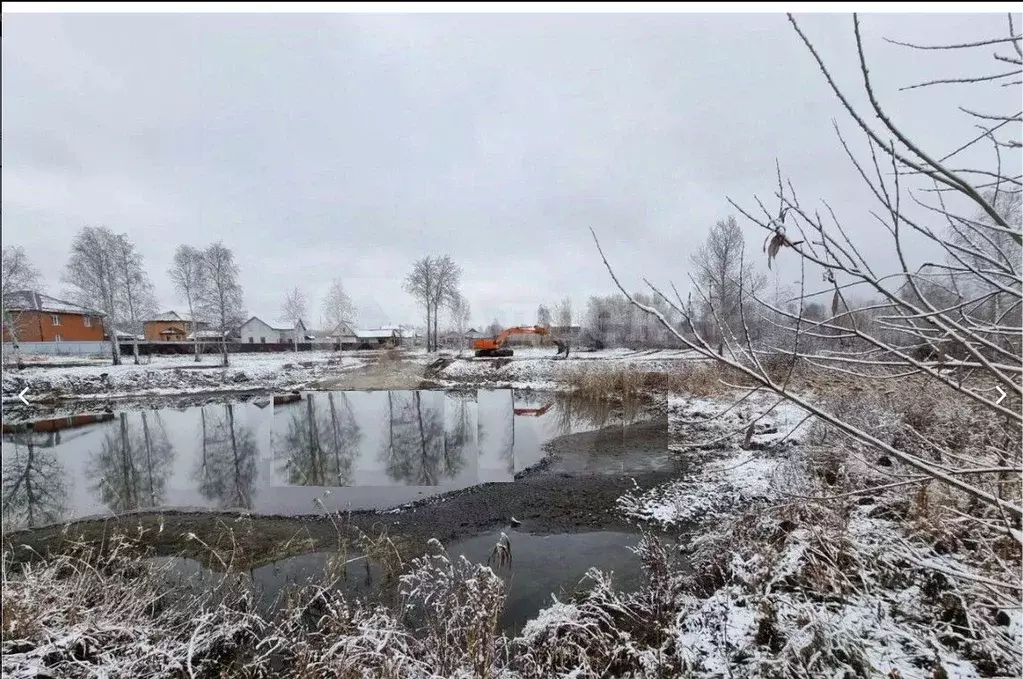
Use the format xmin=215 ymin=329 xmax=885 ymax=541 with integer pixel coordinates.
xmin=3 ymin=12 xmax=1017 ymax=331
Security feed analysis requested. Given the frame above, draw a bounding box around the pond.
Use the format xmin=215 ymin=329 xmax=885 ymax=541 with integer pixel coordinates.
xmin=1 ymin=389 xmax=658 ymax=530
xmin=151 ymin=529 xmax=658 ymax=636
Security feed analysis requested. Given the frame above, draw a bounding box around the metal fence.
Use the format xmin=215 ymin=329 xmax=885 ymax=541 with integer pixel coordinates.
xmin=3 ymin=341 xmax=111 ymax=357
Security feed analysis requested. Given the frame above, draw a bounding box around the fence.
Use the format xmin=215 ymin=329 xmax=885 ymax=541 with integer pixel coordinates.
xmin=3 ymin=341 xmax=111 ymax=357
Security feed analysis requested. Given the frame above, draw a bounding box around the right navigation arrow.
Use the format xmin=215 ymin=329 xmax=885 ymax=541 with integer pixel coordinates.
xmin=995 ymin=386 xmax=1007 ymax=405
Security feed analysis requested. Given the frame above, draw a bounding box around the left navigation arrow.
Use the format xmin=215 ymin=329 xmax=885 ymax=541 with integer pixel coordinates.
xmin=18 ymin=387 xmax=30 ymax=406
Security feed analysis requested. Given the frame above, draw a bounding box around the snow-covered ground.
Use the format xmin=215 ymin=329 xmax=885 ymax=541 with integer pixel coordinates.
xmin=620 ymin=393 xmax=811 ymax=525
xmin=603 ymin=389 xmax=1023 ymax=678
xmin=2 ymin=351 xmax=367 ymax=401
xmin=434 ymin=347 xmax=698 ymax=391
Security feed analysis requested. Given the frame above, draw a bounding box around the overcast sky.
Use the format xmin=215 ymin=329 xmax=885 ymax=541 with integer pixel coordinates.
xmin=3 ymin=11 xmax=1018 ymax=331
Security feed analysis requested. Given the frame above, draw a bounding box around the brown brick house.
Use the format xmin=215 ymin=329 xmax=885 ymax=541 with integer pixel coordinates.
xmin=143 ymin=311 xmax=208 ymax=341
xmin=2 ymin=291 xmax=106 ymax=342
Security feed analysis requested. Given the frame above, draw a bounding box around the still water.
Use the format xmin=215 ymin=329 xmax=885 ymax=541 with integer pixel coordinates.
xmin=2 ymin=389 xmax=646 ymax=530
xmin=152 ymin=529 xmax=653 ymax=636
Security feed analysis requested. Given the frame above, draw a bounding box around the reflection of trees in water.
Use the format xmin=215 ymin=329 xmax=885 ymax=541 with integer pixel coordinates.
xmin=379 ymin=392 xmax=461 ymax=485
xmin=193 ymin=404 xmax=258 ymax=508
xmin=478 ymin=391 xmax=515 ymax=474
xmin=279 ymin=393 xmax=361 ymax=487
xmin=89 ymin=412 xmax=175 ymax=513
xmin=2 ymin=428 xmax=68 ymax=528
xmin=445 ymin=396 xmax=474 ymax=464
xmin=550 ymin=393 xmax=634 ymax=434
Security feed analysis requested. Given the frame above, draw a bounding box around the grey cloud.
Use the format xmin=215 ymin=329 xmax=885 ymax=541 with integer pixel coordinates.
xmin=3 ymin=12 xmax=1017 ymax=330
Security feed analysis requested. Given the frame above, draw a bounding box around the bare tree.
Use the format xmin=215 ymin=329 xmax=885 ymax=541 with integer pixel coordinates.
xmin=321 ymin=278 xmax=356 ymax=344
xmin=63 ymin=226 xmax=123 ymax=365
xmin=279 ymin=287 xmax=308 ymax=352
xmin=112 ymin=234 xmax=156 ymax=365
xmin=168 ymin=245 xmax=208 ymax=362
xmin=487 ymin=317 xmax=503 ymax=338
xmin=689 ymin=215 xmax=768 ymax=354
xmin=536 ymin=304 xmax=552 ymax=329
xmin=2 ymin=246 xmax=42 ymax=368
xmin=554 ymin=296 xmax=572 ymax=329
xmin=432 ymin=255 xmax=462 ymax=352
xmin=450 ymin=294 xmax=472 ymax=353
xmin=404 ymin=255 xmax=462 ymax=352
xmin=592 ymin=13 xmax=1021 ymax=638
xmin=197 ymin=242 xmax=244 ymax=367
xmin=404 ymin=257 xmax=434 ymax=351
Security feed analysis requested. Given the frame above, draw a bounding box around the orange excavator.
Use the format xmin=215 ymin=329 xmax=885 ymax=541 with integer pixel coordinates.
xmin=473 ymin=325 xmax=571 ymax=358
xmin=473 ymin=325 xmax=547 ymax=358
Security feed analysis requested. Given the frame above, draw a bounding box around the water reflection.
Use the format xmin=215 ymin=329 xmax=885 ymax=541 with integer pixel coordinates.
xmin=277 ymin=393 xmax=361 ymax=487
xmin=1 ymin=389 xmax=647 ymax=526
xmin=88 ymin=412 xmax=176 ymax=513
xmin=192 ymin=404 xmax=259 ymax=509
xmin=276 ymin=391 xmax=469 ymax=488
xmin=478 ymin=390 xmax=515 ymax=480
xmin=1 ymin=425 xmax=70 ymax=528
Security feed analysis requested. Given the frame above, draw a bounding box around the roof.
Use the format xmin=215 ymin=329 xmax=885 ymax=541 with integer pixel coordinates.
xmin=146 ymin=310 xmax=205 ymax=323
xmin=356 ymin=328 xmax=399 ymax=339
xmin=4 ymin=290 xmax=105 ymax=316
xmin=240 ymin=316 xmax=306 ymax=333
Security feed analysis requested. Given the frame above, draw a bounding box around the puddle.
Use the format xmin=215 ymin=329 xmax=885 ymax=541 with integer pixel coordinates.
xmin=1 ymin=389 xmax=666 ymax=529
xmin=149 ymin=529 xmax=659 ymax=636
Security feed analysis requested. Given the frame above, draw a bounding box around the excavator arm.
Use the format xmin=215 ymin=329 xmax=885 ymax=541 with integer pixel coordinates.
xmin=473 ymin=325 xmax=549 ymax=357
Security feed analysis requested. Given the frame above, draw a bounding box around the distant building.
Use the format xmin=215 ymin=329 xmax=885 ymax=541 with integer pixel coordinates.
xmin=143 ymin=310 xmax=209 ymax=342
xmin=353 ymin=328 xmax=400 ymax=349
xmin=2 ymin=291 xmax=106 ymax=343
xmin=238 ymin=316 xmax=308 ymax=344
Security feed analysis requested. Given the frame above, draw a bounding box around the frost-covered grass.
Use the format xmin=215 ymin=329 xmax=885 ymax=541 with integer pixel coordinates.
xmin=2 ymin=351 xmax=367 ymax=400
xmin=612 ymin=384 xmax=1022 ymax=678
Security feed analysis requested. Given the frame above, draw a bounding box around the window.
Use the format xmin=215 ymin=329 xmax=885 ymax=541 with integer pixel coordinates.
xmin=51 ymin=314 xmax=61 ymax=326
xmin=248 ymin=337 xmax=254 ymax=343
xmin=54 ymin=333 xmax=62 ymax=342
xmin=84 ymin=316 xmax=92 ymax=327
xmin=260 ymin=336 xmax=266 ymax=344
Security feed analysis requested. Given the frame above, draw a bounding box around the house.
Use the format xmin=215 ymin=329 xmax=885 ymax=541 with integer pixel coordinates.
xmin=238 ymin=316 xmax=308 ymax=345
xmin=379 ymin=324 xmax=420 ymax=347
xmin=2 ymin=291 xmax=106 ymax=343
xmin=143 ymin=311 xmax=209 ymax=342
xmin=354 ymin=328 xmax=400 ymax=349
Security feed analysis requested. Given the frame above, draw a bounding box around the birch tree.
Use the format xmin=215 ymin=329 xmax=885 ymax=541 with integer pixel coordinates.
xmin=279 ymin=287 xmax=307 ymax=352
xmin=63 ymin=226 xmax=123 ymax=365
xmin=197 ymin=242 xmax=244 ymax=367
xmin=2 ymin=246 xmax=42 ymax=368
xmin=112 ymin=234 xmax=156 ymax=365
xmin=404 ymin=255 xmax=462 ymax=351
xmin=168 ymin=245 xmax=208 ymax=362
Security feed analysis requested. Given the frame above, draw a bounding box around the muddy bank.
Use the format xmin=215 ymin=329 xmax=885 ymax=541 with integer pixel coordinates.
xmin=4 ymin=418 xmax=674 ymax=569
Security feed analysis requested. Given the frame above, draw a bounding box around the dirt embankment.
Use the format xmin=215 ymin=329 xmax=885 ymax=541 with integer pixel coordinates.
xmin=4 ymin=418 xmax=673 ymax=570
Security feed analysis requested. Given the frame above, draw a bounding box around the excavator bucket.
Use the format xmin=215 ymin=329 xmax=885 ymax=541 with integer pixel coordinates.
xmin=553 ymin=339 xmax=570 ymax=359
